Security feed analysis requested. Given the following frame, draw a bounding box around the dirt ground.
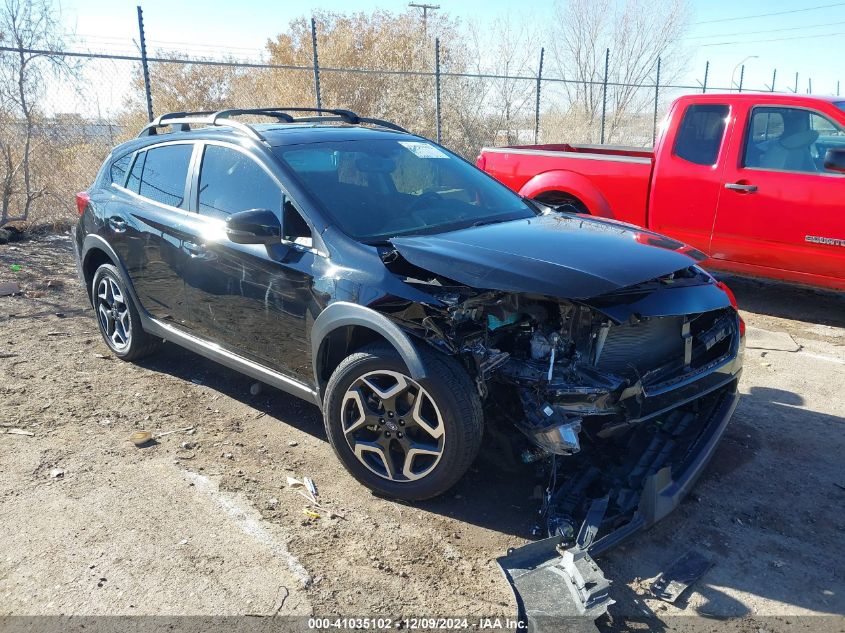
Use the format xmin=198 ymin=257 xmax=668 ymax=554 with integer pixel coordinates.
xmin=1 ymin=232 xmax=844 ymax=631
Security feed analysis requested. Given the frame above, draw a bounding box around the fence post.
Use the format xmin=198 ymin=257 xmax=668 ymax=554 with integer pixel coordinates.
xmin=136 ymin=5 xmax=153 ymax=122
xmin=702 ymin=61 xmax=709 ymax=93
xmin=838 ymin=81 xmax=841 ymax=96
xmin=794 ymin=72 xmax=798 ymax=93
xmin=771 ymin=68 xmax=776 ymax=92
xmin=434 ymin=37 xmax=442 ymax=144
xmin=652 ymin=57 xmax=661 ymax=145
xmin=808 ymin=77 xmax=812 ymax=94
xmin=738 ymin=65 xmax=745 ymax=93
xmin=534 ymin=48 xmax=545 ymax=145
xmin=600 ymin=47 xmax=609 ymax=144
xmin=310 ymin=18 xmax=322 ymax=110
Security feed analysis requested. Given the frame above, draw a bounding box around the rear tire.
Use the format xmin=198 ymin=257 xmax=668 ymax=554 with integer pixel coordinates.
xmin=92 ymin=264 xmax=159 ymax=361
xmin=323 ymin=342 xmax=483 ymax=500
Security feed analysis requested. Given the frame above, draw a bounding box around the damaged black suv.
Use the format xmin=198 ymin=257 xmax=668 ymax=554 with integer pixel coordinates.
xmin=74 ymin=108 xmax=744 ymax=515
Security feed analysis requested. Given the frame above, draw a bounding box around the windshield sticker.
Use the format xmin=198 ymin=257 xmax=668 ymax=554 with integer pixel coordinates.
xmin=399 ymin=141 xmax=450 ymax=159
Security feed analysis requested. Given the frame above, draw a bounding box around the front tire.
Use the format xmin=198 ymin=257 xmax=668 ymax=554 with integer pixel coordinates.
xmin=92 ymin=263 xmax=159 ymax=361
xmin=323 ymin=342 xmax=483 ymax=500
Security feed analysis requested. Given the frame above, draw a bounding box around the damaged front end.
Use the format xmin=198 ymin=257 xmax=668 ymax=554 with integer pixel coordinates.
xmin=383 ymin=246 xmax=744 ymax=630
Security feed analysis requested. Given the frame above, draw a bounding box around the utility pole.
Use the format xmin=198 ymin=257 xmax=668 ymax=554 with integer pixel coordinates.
xmin=408 ymin=2 xmax=440 ymax=36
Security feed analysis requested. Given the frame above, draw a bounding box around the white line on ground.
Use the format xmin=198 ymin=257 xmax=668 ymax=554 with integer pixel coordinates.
xmin=182 ymin=469 xmax=312 ymax=587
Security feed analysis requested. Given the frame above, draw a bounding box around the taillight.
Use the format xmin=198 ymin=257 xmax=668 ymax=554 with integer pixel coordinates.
xmin=476 ymin=154 xmax=486 ymax=171
xmin=716 ymin=280 xmax=745 ymax=337
xmin=75 ymin=191 xmax=90 ymax=216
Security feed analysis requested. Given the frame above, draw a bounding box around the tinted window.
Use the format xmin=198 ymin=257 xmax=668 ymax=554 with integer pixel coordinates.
xmin=276 ymin=139 xmax=534 ymax=242
xmin=138 ymin=144 xmax=193 ymax=208
xmin=744 ymin=106 xmax=845 ymax=174
xmin=836 ymin=102 xmax=845 ymax=113
xmin=127 ymin=151 xmax=145 ymax=193
xmin=673 ymin=104 xmax=729 ymax=165
xmin=198 ymin=145 xmax=282 ymax=220
xmin=110 ymin=154 xmax=131 ymax=186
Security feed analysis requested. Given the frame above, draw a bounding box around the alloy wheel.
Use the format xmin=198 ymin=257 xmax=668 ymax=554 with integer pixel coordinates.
xmin=341 ymin=370 xmax=445 ymax=482
xmin=96 ymin=276 xmax=132 ymax=351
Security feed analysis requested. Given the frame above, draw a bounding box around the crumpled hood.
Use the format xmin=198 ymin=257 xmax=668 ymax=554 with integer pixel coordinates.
xmin=389 ymin=213 xmax=707 ymax=300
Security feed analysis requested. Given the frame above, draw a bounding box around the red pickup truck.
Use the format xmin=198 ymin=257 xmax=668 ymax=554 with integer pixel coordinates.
xmin=478 ymin=93 xmax=845 ymax=291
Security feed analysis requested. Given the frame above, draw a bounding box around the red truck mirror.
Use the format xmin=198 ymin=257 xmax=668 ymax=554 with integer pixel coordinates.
xmin=823 ymin=148 xmax=845 ymax=174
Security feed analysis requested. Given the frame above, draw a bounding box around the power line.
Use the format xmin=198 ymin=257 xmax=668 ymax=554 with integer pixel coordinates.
xmin=693 ymin=2 xmax=845 ymax=25
xmin=685 ymin=19 xmax=845 ymax=39
xmin=699 ymin=31 xmax=845 ymax=47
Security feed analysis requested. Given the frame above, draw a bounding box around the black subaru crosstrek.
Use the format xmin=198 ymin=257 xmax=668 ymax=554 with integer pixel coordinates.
xmin=75 ymin=107 xmax=743 ymax=542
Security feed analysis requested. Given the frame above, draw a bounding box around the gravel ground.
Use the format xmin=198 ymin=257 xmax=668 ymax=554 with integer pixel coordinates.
xmin=1 ymin=233 xmax=843 ymax=631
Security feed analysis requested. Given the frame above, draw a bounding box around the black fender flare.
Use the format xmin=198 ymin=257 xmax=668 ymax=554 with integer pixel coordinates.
xmin=311 ymin=301 xmax=428 ymax=397
xmin=80 ymin=234 xmax=143 ymax=310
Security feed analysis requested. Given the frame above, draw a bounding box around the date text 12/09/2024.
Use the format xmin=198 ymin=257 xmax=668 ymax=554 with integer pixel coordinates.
xmin=307 ymin=617 xmax=527 ymax=630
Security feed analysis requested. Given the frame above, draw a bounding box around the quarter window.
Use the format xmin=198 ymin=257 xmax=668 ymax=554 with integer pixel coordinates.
xmin=744 ymin=106 xmax=845 ymax=174
xmin=138 ymin=144 xmax=193 ymax=208
xmin=127 ymin=151 xmax=145 ymax=193
xmin=110 ymin=154 xmax=131 ymax=186
xmin=198 ymin=145 xmax=282 ymax=220
xmin=673 ymin=104 xmax=729 ymax=166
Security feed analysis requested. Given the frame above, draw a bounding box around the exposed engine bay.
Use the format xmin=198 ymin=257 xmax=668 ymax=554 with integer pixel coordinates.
xmin=383 ymin=247 xmax=744 ymax=629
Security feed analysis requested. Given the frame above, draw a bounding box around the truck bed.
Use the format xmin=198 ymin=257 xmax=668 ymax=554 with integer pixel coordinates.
xmin=478 ymin=144 xmax=654 ymax=226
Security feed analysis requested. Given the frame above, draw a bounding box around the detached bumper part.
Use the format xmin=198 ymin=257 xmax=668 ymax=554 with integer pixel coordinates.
xmin=498 ymin=498 xmax=613 ymax=632
xmin=499 ymin=387 xmax=739 ymax=632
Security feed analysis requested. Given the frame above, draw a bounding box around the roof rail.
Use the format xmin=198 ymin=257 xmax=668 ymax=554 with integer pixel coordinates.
xmin=137 ymin=107 xmax=410 ymax=140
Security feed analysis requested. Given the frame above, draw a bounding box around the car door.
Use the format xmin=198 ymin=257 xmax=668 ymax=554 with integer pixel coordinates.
xmin=647 ymin=101 xmax=733 ymax=255
xmin=105 ymin=142 xmax=196 ymax=327
xmin=179 ymin=142 xmax=319 ymax=382
xmin=711 ymin=104 xmax=845 ymax=285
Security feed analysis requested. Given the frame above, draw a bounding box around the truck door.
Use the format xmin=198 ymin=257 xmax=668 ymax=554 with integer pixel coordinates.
xmin=648 ymin=102 xmax=732 ymax=255
xmin=711 ymin=104 xmax=845 ymax=285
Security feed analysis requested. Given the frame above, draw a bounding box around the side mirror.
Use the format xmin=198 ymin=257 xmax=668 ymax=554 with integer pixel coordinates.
xmin=225 ymin=209 xmax=281 ymax=245
xmin=823 ymin=148 xmax=845 ymax=174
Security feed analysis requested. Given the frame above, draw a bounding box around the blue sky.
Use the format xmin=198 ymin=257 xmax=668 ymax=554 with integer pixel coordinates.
xmin=59 ymin=0 xmax=844 ymax=95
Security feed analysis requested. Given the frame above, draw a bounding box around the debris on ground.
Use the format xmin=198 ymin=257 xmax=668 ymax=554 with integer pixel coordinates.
xmin=0 ymin=281 xmax=20 ymax=297
xmin=650 ymin=550 xmax=714 ymax=603
xmin=286 ymin=475 xmax=345 ymax=520
xmin=49 ymin=468 xmax=65 ymax=479
xmin=155 ymin=426 xmax=194 ymax=439
xmin=129 ymin=431 xmax=153 ymax=446
xmin=5 ymin=428 xmax=34 ymax=437
xmin=287 ymin=440 xmax=298 ymax=447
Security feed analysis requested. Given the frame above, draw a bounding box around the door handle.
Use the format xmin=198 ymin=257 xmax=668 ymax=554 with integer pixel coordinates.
xmin=724 ymin=182 xmax=758 ymax=193
xmin=107 ymin=216 xmax=127 ymax=233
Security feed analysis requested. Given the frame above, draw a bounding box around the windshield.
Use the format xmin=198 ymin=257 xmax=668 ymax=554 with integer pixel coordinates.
xmin=275 ymin=138 xmax=536 ymax=242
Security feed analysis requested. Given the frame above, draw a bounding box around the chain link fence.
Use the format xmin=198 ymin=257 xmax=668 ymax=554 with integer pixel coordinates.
xmin=0 ymin=29 xmax=840 ymax=227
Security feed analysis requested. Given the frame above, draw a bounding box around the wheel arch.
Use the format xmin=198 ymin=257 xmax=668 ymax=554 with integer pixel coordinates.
xmin=311 ymin=302 xmax=428 ymax=401
xmin=517 ymin=170 xmax=614 ymax=218
xmin=81 ymin=235 xmax=141 ymax=309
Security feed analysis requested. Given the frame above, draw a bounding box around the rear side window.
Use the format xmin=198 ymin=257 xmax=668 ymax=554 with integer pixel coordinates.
xmin=138 ymin=144 xmax=193 ymax=208
xmin=197 ymin=145 xmax=282 ymax=220
xmin=673 ymin=104 xmax=729 ymax=166
xmin=110 ymin=154 xmax=131 ymax=186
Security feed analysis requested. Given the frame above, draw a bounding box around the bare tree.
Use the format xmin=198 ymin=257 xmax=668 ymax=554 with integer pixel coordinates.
xmin=547 ymin=0 xmax=689 ymax=143
xmin=468 ymin=14 xmax=539 ymax=146
xmin=0 ymin=0 xmax=72 ymax=226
